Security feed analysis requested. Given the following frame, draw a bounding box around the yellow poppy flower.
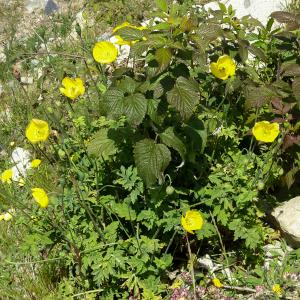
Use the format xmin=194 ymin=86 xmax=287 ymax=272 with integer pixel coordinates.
xmin=93 ymin=41 xmax=118 ymax=64
xmin=25 ymin=119 xmax=50 ymax=144
xmin=212 ymin=278 xmax=223 ymax=288
xmin=31 ymin=159 xmax=42 ymax=168
xmin=181 ymin=210 xmax=204 ymax=234
xmin=59 ymin=77 xmax=85 ymax=100
xmin=32 ymin=188 xmax=49 ymax=208
xmin=210 ymin=55 xmax=236 ymax=80
xmin=272 ymin=284 xmax=282 ymax=296
xmin=112 ymin=22 xmax=146 ymax=46
xmin=1 ymin=169 xmax=13 ymax=184
xmin=252 ymin=121 xmax=280 ymax=143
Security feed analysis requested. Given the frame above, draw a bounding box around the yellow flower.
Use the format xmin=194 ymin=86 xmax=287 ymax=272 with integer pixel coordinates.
xmin=252 ymin=121 xmax=280 ymax=143
xmin=26 ymin=119 xmax=50 ymax=144
xmin=212 ymin=278 xmax=223 ymax=288
xmin=112 ymin=22 xmax=146 ymax=46
xmin=59 ymin=77 xmax=85 ymax=100
xmin=210 ymin=55 xmax=236 ymax=80
xmin=0 ymin=212 xmax=13 ymax=221
xmin=93 ymin=41 xmax=118 ymax=64
xmin=31 ymin=159 xmax=42 ymax=168
xmin=272 ymin=284 xmax=282 ymax=296
xmin=32 ymin=188 xmax=49 ymax=208
xmin=181 ymin=210 xmax=204 ymax=234
xmin=1 ymin=169 xmax=13 ymax=184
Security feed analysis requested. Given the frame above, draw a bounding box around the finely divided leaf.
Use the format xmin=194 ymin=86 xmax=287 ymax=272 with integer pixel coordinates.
xmin=134 ymin=139 xmax=171 ymax=187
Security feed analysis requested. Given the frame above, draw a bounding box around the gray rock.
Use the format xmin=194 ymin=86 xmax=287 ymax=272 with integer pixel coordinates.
xmin=272 ymin=196 xmax=300 ymax=248
xmin=45 ymin=0 xmax=59 ymax=15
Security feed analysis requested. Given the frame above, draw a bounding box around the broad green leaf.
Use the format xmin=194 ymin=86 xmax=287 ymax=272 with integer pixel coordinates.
xmin=244 ymin=85 xmax=278 ymax=109
xmin=102 ymin=88 xmax=125 ymax=118
xmin=123 ymin=94 xmax=147 ymax=126
xmin=167 ymin=76 xmax=200 ymax=119
xmin=114 ymin=202 xmax=137 ymax=221
xmin=147 ymin=98 xmax=163 ymax=124
xmin=87 ymin=128 xmax=117 ymax=160
xmin=155 ymin=0 xmax=168 ymax=12
xmin=238 ymin=39 xmax=249 ymax=63
xmin=155 ymin=48 xmax=172 ymax=74
xmin=134 ymin=139 xmax=171 ymax=187
xmin=270 ymin=11 xmax=300 ymax=24
xmin=281 ymin=63 xmax=300 ymax=77
xmin=103 ymin=89 xmax=147 ymax=126
xmin=248 ymin=45 xmax=267 ymax=62
xmin=114 ymin=26 xmax=144 ymax=41
xmin=118 ymin=76 xmax=137 ymax=94
xmin=159 ymin=127 xmax=186 ymax=161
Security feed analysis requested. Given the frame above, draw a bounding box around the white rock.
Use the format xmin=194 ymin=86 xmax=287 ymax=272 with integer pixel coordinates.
xmin=10 ymin=147 xmax=31 ymax=165
xmin=25 ymin=0 xmax=47 ymax=13
xmin=21 ymin=76 xmax=34 ymax=85
xmin=0 ymin=45 xmax=6 ymax=63
xmin=204 ymin=0 xmax=283 ymax=24
xmin=0 ymin=83 xmax=3 ymax=96
xmin=272 ymin=196 xmax=300 ymax=248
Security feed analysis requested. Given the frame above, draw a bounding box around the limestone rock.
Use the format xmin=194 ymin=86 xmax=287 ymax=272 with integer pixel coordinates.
xmin=272 ymin=196 xmax=300 ymax=248
xmin=204 ymin=0 xmax=283 ymax=24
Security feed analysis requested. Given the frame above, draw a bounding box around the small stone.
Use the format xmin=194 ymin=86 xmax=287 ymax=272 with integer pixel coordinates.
xmin=272 ymin=196 xmax=300 ymax=248
xmin=20 ymin=76 xmax=34 ymax=85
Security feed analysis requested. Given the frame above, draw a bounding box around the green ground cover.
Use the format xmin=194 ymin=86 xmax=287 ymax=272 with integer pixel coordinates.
xmin=0 ymin=0 xmax=300 ymax=299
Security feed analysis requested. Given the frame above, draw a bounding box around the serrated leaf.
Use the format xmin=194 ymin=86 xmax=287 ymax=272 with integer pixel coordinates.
xmin=118 ymin=76 xmax=137 ymax=94
xmin=114 ymin=26 xmax=145 ymax=41
xmin=270 ymin=11 xmax=300 ymax=24
xmin=87 ymin=128 xmax=117 ymax=160
xmin=103 ymin=89 xmax=147 ymax=126
xmin=244 ymin=85 xmax=278 ymax=109
xmin=248 ymin=45 xmax=267 ymax=62
xmin=159 ymin=127 xmax=186 ymax=161
xmin=280 ymin=63 xmax=300 ymax=77
xmin=155 ymin=48 xmax=172 ymax=74
xmin=134 ymin=139 xmax=171 ymax=187
xmin=167 ymin=76 xmax=200 ymax=119
xmin=123 ymin=94 xmax=147 ymax=125
xmin=155 ymin=0 xmax=168 ymax=12
xmin=114 ymin=202 xmax=136 ymax=221
xmin=197 ymin=24 xmax=223 ymax=42
xmin=147 ymin=98 xmax=162 ymax=124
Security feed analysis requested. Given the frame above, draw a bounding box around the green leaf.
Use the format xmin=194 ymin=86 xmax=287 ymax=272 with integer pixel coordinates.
xmin=167 ymin=76 xmax=200 ymax=120
xmin=270 ymin=11 xmax=300 ymax=24
xmin=118 ymin=76 xmax=137 ymax=94
xmin=159 ymin=127 xmax=186 ymax=161
xmin=155 ymin=48 xmax=172 ymax=74
xmin=238 ymin=39 xmax=249 ymax=63
xmin=103 ymin=89 xmax=147 ymax=126
xmin=248 ymin=45 xmax=267 ymax=62
xmin=147 ymin=98 xmax=162 ymax=124
xmin=123 ymin=94 xmax=147 ymax=126
xmin=155 ymin=0 xmax=168 ymax=12
xmin=86 ymin=128 xmax=117 ymax=160
xmin=114 ymin=202 xmax=137 ymax=221
xmin=134 ymin=138 xmax=171 ymax=187
xmin=114 ymin=26 xmax=144 ymax=41
xmin=244 ymin=85 xmax=278 ymax=109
